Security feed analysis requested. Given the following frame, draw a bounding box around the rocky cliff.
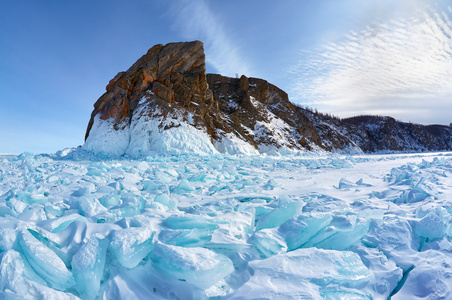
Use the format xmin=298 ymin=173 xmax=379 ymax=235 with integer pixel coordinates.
xmin=205 ymin=74 xmax=324 ymax=153
xmin=84 ymin=41 xmax=452 ymax=156
xmin=84 ymin=41 xmax=218 ymax=156
xmin=84 ymin=41 xmax=329 ymax=156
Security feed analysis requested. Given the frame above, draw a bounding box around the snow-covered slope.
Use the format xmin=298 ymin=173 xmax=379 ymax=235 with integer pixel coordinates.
xmin=1 ymin=151 xmax=452 ymax=299
xmin=85 ymin=99 xmax=219 ymax=157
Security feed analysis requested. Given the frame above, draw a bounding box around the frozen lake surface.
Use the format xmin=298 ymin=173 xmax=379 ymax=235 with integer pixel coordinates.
xmin=0 ymin=151 xmax=451 ymax=299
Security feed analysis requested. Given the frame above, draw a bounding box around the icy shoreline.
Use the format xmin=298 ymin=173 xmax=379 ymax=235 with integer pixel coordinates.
xmin=1 ymin=151 xmax=451 ymax=299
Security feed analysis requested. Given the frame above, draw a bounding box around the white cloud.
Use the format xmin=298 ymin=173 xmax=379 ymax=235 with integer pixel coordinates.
xmin=168 ymin=0 xmax=250 ymax=77
xmin=291 ymin=6 xmax=452 ymax=124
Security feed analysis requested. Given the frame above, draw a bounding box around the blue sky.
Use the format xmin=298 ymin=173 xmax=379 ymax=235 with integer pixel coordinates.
xmin=1 ymin=0 xmax=452 ymax=153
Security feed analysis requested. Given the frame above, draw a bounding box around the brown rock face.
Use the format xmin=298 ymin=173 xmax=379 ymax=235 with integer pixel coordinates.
xmin=206 ymin=74 xmax=322 ymax=151
xmin=85 ymin=41 xmax=209 ymax=141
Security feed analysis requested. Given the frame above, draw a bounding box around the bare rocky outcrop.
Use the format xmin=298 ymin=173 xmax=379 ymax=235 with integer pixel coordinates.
xmin=85 ymin=41 xmax=210 ymax=141
xmin=84 ymin=41 xmax=326 ymax=155
xmin=206 ymin=74 xmax=322 ymax=152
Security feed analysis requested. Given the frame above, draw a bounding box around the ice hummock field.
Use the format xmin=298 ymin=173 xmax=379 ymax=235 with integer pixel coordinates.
xmin=0 ymin=150 xmax=452 ymax=299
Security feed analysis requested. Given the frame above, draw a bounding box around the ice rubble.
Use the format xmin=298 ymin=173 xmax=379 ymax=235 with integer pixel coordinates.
xmin=0 ymin=151 xmax=452 ymax=299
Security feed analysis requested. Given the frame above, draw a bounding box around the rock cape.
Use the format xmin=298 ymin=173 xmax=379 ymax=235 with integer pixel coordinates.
xmin=84 ymin=41 xmax=452 ymax=156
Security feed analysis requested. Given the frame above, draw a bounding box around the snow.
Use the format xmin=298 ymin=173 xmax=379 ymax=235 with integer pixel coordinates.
xmin=214 ymin=132 xmax=259 ymax=155
xmin=250 ymin=96 xmax=303 ymax=154
xmin=83 ymin=102 xmax=218 ymax=157
xmin=126 ymin=103 xmax=218 ymax=156
xmin=110 ymin=226 xmax=156 ymax=268
xmin=18 ymin=229 xmax=75 ymax=291
xmin=71 ymin=235 xmax=108 ymax=299
xmin=150 ymin=243 xmax=234 ymax=289
xmin=233 ymin=248 xmax=371 ymax=299
xmin=83 ymin=116 xmax=130 ymax=157
xmin=1 ymin=151 xmax=452 ymax=299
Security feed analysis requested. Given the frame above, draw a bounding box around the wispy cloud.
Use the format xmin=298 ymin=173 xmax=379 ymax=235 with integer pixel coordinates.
xmin=291 ymin=6 xmax=452 ymax=124
xmin=168 ymin=0 xmax=250 ymax=77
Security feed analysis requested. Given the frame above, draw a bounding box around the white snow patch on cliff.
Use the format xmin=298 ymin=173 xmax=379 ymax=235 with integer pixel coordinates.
xmin=213 ymin=132 xmax=259 ymax=155
xmin=83 ymin=116 xmax=130 ymax=157
xmin=84 ymin=101 xmax=218 ymax=157
xmin=127 ymin=105 xmax=218 ymax=156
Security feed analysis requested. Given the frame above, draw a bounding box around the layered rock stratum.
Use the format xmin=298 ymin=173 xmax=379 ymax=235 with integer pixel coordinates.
xmin=84 ymin=41 xmax=452 ymax=155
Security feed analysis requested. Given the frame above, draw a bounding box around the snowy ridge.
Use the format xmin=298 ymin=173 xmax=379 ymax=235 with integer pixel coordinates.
xmin=1 ymin=151 xmax=452 ymax=298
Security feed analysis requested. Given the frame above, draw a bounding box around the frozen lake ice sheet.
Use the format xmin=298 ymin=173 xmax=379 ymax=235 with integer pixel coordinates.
xmin=0 ymin=150 xmax=452 ymax=299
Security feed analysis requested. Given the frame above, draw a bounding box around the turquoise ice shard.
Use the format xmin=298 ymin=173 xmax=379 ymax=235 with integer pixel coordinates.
xmin=0 ymin=249 xmax=46 ymax=297
xmin=110 ymin=226 xmax=156 ymax=268
xmin=206 ymin=228 xmax=251 ymax=253
xmin=26 ymin=228 xmax=69 ymax=267
xmin=354 ymin=245 xmax=403 ymax=299
xmin=159 ymin=228 xmax=212 ymax=247
xmin=98 ymin=194 xmax=121 ymax=208
xmin=391 ymin=250 xmax=452 ymax=300
xmin=0 ymin=250 xmax=78 ymax=299
xmin=154 ymin=193 xmax=176 ymax=209
xmin=233 ymin=248 xmax=370 ymax=298
xmin=71 ymin=235 xmax=108 ymax=300
xmin=173 ymin=179 xmax=196 ymax=194
xmin=15 ymin=191 xmax=47 ymax=205
xmin=415 ymin=211 xmax=446 ymax=241
xmin=362 ymin=216 xmax=417 ymax=271
xmin=18 ymin=230 xmax=75 ymax=291
xmin=338 ymin=178 xmax=357 ymax=189
xmin=0 ymin=218 xmax=18 ymax=251
xmin=262 ymin=179 xmax=279 ymax=190
xmin=75 ymin=194 xmax=107 ymax=217
xmin=313 ymin=216 xmax=369 ymax=251
xmin=255 ymin=200 xmax=304 ymax=231
xmin=142 ymin=180 xmax=159 ymax=191
xmin=38 ymin=213 xmax=87 ymax=233
xmin=249 ymin=229 xmax=287 ymax=258
xmin=165 ymin=215 xmax=220 ymax=230
xmin=150 ymin=243 xmax=234 ymax=289
xmin=280 ymin=213 xmax=333 ymax=250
